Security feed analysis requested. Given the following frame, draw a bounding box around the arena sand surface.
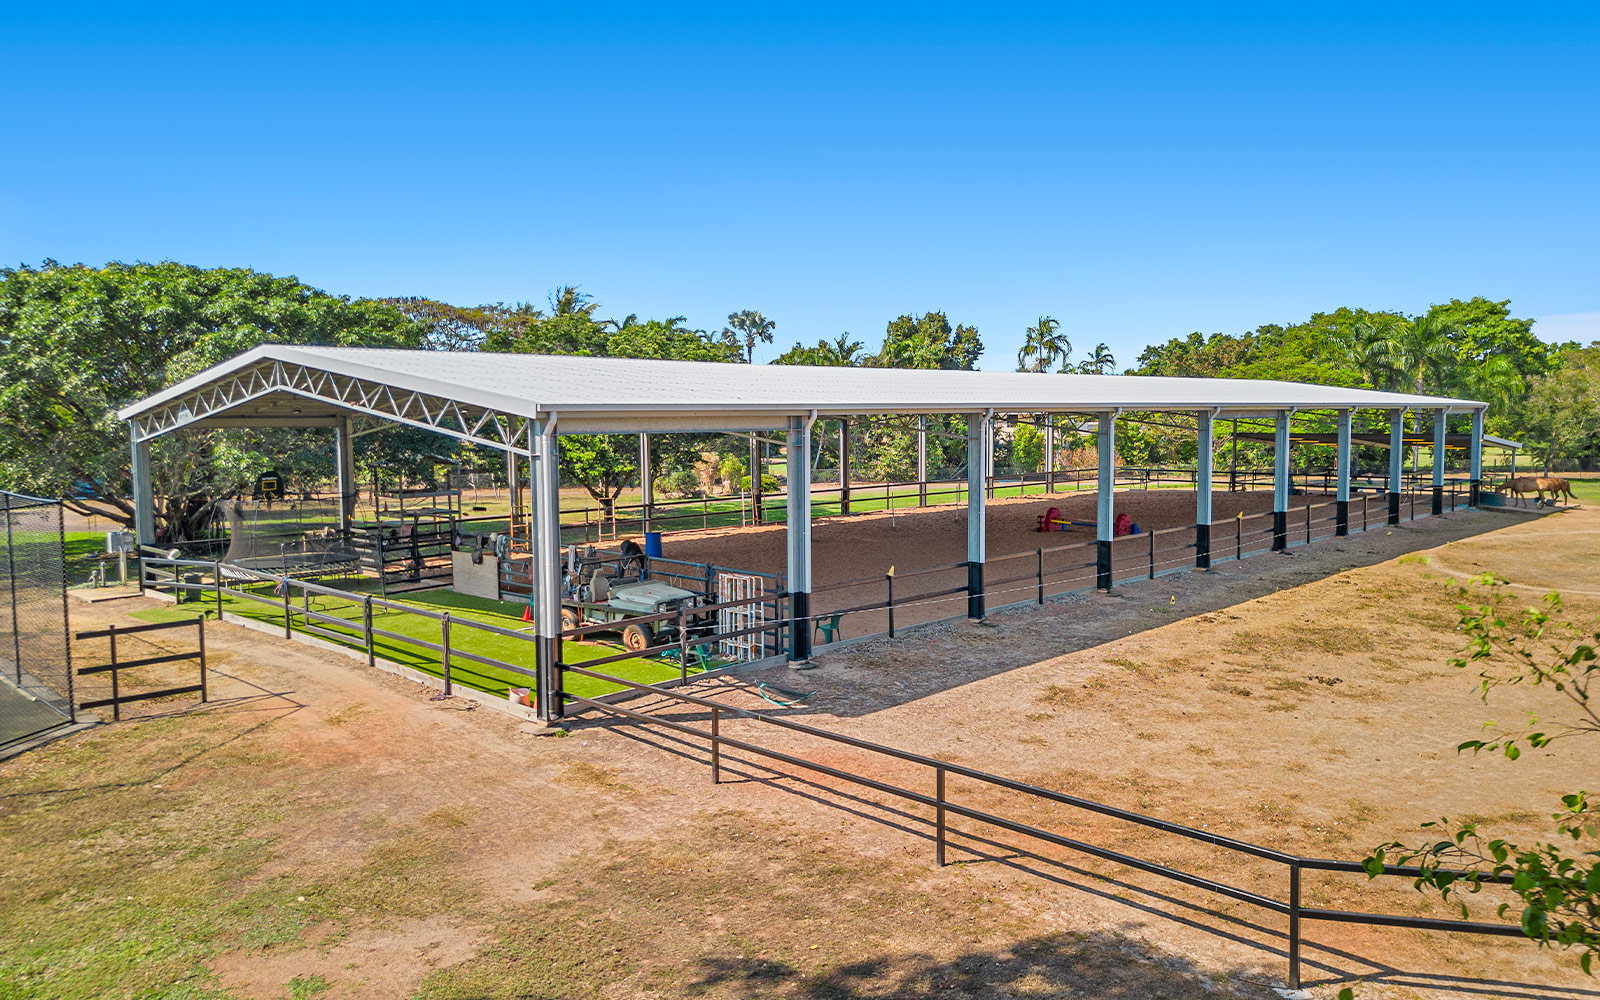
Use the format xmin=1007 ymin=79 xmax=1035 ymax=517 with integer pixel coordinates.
xmin=661 ymin=487 xmax=1407 ymax=639
xmin=1 ymin=497 xmax=1592 ymax=1000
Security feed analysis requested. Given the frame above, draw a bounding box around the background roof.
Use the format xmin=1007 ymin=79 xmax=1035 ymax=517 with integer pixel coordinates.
xmin=121 ymin=345 xmax=1487 ymax=439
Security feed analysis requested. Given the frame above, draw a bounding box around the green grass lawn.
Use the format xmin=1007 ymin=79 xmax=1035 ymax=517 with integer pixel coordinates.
xmin=130 ymin=580 xmax=718 ymax=704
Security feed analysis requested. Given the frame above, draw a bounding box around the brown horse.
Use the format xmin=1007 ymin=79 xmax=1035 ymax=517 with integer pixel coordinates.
xmin=1535 ymin=476 xmax=1577 ymax=505
xmin=1500 ymin=476 xmax=1544 ymax=507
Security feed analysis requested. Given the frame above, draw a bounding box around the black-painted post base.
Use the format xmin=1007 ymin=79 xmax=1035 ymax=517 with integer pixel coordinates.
xmin=1272 ymin=510 xmax=1287 ymax=551
xmin=1335 ymin=499 xmax=1349 ymax=537
xmin=1096 ymin=539 xmax=1112 ymax=591
xmin=1195 ymin=522 xmax=1211 ymax=569
xmin=967 ymin=562 xmax=985 ymax=620
xmin=1431 ymin=485 xmax=1443 ymax=516
xmin=1388 ymin=492 xmax=1402 ymax=525
xmin=536 ymin=635 xmax=562 ymax=721
xmin=789 ymin=590 xmax=812 ymax=661
xmin=1470 ymin=479 xmax=1481 ymax=507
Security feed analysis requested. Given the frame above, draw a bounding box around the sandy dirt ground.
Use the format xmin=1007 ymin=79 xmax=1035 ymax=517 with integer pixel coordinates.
xmin=661 ymin=486 xmax=1425 ymax=639
xmin=3 ymin=498 xmax=1594 ymax=1000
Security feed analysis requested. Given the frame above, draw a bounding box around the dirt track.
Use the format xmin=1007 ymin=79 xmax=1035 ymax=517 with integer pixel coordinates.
xmin=3 ymin=499 xmax=1591 ymax=1000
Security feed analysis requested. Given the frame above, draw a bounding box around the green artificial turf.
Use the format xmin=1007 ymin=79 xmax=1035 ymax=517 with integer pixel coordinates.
xmin=129 ymin=580 xmax=716 ymax=703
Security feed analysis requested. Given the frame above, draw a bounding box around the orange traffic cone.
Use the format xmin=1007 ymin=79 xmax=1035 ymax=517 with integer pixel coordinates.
xmin=521 ymin=605 xmax=532 ymax=622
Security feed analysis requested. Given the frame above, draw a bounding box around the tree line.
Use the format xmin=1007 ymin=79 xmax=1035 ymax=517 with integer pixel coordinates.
xmin=2 ymin=260 xmax=1594 ymax=541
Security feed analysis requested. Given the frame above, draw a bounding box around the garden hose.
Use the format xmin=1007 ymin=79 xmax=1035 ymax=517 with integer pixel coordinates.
xmin=757 ymin=682 xmax=813 ymax=707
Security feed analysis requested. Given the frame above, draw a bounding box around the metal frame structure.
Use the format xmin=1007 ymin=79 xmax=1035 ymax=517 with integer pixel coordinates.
xmin=120 ymin=345 xmax=1490 ymax=722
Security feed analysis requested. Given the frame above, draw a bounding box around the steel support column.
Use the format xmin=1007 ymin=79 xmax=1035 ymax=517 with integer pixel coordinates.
xmin=750 ymin=432 xmax=763 ymax=525
xmin=1272 ymin=410 xmax=1290 ymax=551
xmin=638 ymin=433 xmax=653 ymax=533
xmin=967 ymin=413 xmax=989 ymax=618
xmin=130 ymin=427 xmax=156 ymax=547
xmin=1097 ymin=413 xmax=1115 ymax=590
xmin=1388 ymin=408 xmax=1406 ymax=524
xmin=335 ymin=415 xmax=356 ymax=532
xmin=1431 ymin=409 xmax=1446 ymax=515
xmin=1470 ymin=408 xmax=1484 ymax=506
xmin=787 ymin=416 xmax=814 ymax=662
xmin=916 ymin=415 xmax=928 ymax=506
xmin=531 ymin=423 xmax=563 ymax=721
xmin=1195 ymin=411 xmax=1213 ymax=568
xmin=1335 ymin=408 xmax=1352 ymax=536
xmin=1044 ymin=414 xmax=1056 ymax=492
xmin=839 ymin=418 xmax=851 ymax=515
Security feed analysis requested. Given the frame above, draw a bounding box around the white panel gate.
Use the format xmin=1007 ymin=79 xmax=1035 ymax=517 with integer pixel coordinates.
xmin=717 ymin=572 xmax=765 ymax=663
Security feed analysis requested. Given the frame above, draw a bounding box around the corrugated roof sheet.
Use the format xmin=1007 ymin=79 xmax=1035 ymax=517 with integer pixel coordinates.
xmin=120 ymin=345 xmax=1486 ymax=427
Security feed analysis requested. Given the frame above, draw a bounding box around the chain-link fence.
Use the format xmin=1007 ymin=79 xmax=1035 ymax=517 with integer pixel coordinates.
xmin=1 ymin=491 xmax=74 ymax=748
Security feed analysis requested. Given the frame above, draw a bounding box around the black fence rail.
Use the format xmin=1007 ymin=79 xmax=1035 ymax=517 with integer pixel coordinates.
xmin=554 ymin=660 xmax=1528 ymax=993
xmin=74 ymin=618 xmax=207 ymax=722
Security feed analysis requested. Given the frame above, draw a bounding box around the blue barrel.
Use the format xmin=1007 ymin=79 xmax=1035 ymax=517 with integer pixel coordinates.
xmin=644 ymin=531 xmax=663 ymax=557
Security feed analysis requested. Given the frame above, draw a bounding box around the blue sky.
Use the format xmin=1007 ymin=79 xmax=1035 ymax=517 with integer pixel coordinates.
xmin=2 ymin=4 xmax=1596 ymax=368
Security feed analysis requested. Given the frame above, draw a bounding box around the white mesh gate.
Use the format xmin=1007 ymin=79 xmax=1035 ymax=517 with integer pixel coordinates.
xmin=717 ymin=572 xmax=765 ymax=663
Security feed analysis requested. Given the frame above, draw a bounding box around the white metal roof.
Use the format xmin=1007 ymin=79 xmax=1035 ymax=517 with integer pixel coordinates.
xmin=120 ymin=344 xmax=1486 ymax=440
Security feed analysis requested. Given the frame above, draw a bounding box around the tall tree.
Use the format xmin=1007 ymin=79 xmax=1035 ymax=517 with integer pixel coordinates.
xmin=0 ymin=261 xmax=431 ymax=538
xmin=1017 ymin=316 xmax=1071 ymax=373
xmin=723 ymin=309 xmax=776 ymax=363
xmin=771 ymin=332 xmax=865 ymax=367
xmin=1077 ymin=343 xmax=1117 ymax=374
xmin=877 ymin=311 xmax=982 ymax=370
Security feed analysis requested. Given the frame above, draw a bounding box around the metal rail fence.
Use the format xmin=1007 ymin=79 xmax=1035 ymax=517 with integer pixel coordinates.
xmin=0 ymin=491 xmax=74 ymax=749
xmin=74 ymin=618 xmax=207 ymax=721
xmin=556 ymin=660 xmax=1527 ymax=994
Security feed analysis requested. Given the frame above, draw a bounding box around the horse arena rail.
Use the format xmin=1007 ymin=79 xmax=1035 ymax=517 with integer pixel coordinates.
xmin=546 ymin=465 xmax=1466 ymax=544
xmin=557 ymin=660 xmax=1528 ymax=993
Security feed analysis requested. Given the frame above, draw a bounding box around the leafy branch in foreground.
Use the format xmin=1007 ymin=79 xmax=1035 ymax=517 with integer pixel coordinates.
xmin=1362 ymin=574 xmax=1600 ymax=974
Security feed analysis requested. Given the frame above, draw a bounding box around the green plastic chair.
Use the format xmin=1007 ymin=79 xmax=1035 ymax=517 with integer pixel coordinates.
xmin=814 ymin=613 xmax=844 ymax=645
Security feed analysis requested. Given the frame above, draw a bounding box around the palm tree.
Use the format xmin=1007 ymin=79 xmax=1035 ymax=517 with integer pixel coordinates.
xmin=549 ymin=285 xmax=599 ymax=317
xmin=829 ymin=332 xmax=865 ymax=366
xmin=1017 ymin=316 xmax=1071 ymax=372
xmin=724 ymin=310 xmax=777 ymax=363
xmin=1458 ymin=353 xmax=1525 ymax=422
xmin=1077 ymin=343 xmax=1116 ymax=374
xmin=1347 ymin=314 xmax=1458 ymax=396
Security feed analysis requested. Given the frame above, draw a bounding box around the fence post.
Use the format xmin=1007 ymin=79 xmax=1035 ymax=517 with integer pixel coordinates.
xmin=197 ymin=618 xmax=208 ymax=704
xmin=1305 ymin=503 xmax=1311 ymax=545
xmin=1236 ymin=515 xmax=1242 ymax=561
xmin=108 ymin=623 xmax=120 ymax=722
xmin=441 ymin=612 xmax=452 ymax=696
xmin=1288 ymin=862 xmax=1302 ymax=990
xmin=1148 ymin=530 xmax=1155 ymax=579
xmin=886 ymin=572 xmax=896 ymax=639
xmin=1363 ymin=494 xmax=1369 ymax=531
xmin=363 ymin=596 xmax=374 ymax=667
xmin=710 ymin=706 xmax=721 ymax=784
xmin=282 ymin=576 xmax=292 ymax=639
xmin=678 ymin=607 xmax=689 ymax=686
xmin=213 ymin=560 xmax=223 ymax=620
xmin=935 ymin=766 xmax=947 ymax=866
xmin=1037 ymin=548 xmax=1045 ymax=605
xmin=6 ymin=503 xmax=19 ymax=683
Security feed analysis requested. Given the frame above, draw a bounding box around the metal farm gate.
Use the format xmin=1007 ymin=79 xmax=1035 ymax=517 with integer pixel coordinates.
xmin=0 ymin=491 xmax=74 ymax=750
